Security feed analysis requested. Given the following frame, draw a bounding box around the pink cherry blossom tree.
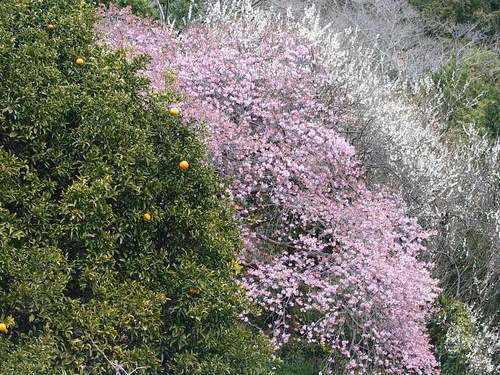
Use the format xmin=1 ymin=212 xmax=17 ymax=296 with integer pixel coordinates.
xmin=96 ymin=4 xmax=439 ymax=374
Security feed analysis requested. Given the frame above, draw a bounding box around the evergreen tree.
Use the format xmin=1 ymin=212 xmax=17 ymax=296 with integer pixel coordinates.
xmin=0 ymin=1 xmax=272 ymax=373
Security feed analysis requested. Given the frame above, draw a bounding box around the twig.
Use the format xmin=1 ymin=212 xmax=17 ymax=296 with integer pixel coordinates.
xmin=88 ymin=336 xmax=147 ymax=375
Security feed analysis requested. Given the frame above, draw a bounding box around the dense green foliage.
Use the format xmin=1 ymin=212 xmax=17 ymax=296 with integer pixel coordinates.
xmin=160 ymin=0 xmax=205 ymax=25
xmin=428 ymin=297 xmax=476 ymax=375
xmin=274 ymin=364 xmax=319 ymax=375
xmin=409 ymin=0 xmax=500 ymax=37
xmin=273 ymin=343 xmax=326 ymax=375
xmin=0 ymin=0 xmax=273 ymax=373
xmin=405 ymin=0 xmax=500 ymax=139
xmin=98 ymin=0 xmax=160 ymax=18
xmin=431 ymin=49 xmax=499 ymax=138
xmin=97 ymin=0 xmax=205 ymax=25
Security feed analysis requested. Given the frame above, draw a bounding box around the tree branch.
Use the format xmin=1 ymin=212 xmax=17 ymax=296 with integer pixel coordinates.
xmin=89 ymin=336 xmax=147 ymax=375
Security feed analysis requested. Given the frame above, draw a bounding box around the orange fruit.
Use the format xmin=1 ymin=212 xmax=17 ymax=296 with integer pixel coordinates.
xmin=179 ymin=160 xmax=189 ymax=170
xmin=75 ymin=58 xmax=84 ymax=66
xmin=47 ymin=24 xmax=54 ymax=31
xmin=169 ymin=107 xmax=179 ymax=116
xmin=143 ymin=212 xmax=151 ymax=221
xmin=189 ymin=288 xmax=196 ymax=294
xmin=0 ymin=323 xmax=6 ymax=332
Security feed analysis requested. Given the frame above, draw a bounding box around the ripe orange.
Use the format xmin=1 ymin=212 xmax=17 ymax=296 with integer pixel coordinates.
xmin=75 ymin=58 xmax=84 ymax=66
xmin=189 ymin=288 xmax=196 ymax=294
xmin=0 ymin=323 xmax=6 ymax=332
xmin=169 ymin=107 xmax=179 ymax=116
xmin=47 ymin=24 xmax=54 ymax=31
xmin=179 ymin=160 xmax=189 ymax=170
xmin=143 ymin=213 xmax=151 ymax=221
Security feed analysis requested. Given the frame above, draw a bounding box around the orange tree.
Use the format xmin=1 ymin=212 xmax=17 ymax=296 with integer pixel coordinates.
xmin=0 ymin=0 xmax=272 ymax=374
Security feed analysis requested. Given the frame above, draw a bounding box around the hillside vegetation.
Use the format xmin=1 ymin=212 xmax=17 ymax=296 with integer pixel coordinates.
xmin=1 ymin=1 xmax=498 ymax=374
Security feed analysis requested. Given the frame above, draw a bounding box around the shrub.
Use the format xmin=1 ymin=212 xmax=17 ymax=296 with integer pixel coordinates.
xmin=0 ymin=0 xmax=273 ymax=373
xmin=96 ymin=0 xmax=205 ymax=27
xmin=158 ymin=0 xmax=205 ymax=26
xmin=98 ymin=0 xmax=159 ymax=18
xmin=409 ymin=0 xmax=500 ymax=39
xmin=431 ymin=48 xmax=500 ymax=138
xmin=429 ymin=296 xmax=499 ymax=375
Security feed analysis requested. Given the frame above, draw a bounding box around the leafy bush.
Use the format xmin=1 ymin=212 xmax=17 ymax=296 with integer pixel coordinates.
xmin=274 ymin=342 xmax=327 ymax=375
xmin=429 ymin=296 xmax=499 ymax=375
xmin=159 ymin=0 xmax=205 ymax=26
xmin=96 ymin=0 xmax=205 ymax=26
xmin=431 ymin=48 xmax=499 ymax=138
xmin=409 ymin=0 xmax=500 ymax=38
xmin=98 ymin=0 xmax=159 ymax=18
xmin=429 ymin=297 xmax=473 ymax=374
xmin=0 ymin=0 xmax=273 ymax=373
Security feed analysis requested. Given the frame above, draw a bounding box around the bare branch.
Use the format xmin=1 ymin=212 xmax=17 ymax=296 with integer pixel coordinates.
xmin=89 ymin=336 xmax=147 ymax=375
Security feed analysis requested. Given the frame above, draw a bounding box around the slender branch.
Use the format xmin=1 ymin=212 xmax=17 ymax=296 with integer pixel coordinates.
xmin=89 ymin=336 xmax=147 ymax=375
xmin=255 ymin=232 xmax=296 ymax=248
xmin=153 ymin=0 xmax=166 ymax=26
